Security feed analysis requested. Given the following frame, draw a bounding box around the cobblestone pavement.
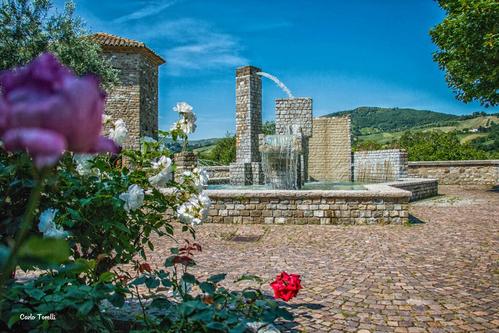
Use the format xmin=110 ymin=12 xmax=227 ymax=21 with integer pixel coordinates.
xmin=143 ymin=186 xmax=499 ymax=332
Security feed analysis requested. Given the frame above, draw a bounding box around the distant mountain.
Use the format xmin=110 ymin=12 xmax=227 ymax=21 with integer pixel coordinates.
xmin=323 ymin=107 xmax=460 ymax=135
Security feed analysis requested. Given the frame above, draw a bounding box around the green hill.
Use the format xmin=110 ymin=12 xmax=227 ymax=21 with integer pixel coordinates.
xmin=323 ymin=107 xmax=460 ymax=135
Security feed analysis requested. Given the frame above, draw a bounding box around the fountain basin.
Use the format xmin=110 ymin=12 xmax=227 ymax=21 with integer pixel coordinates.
xmin=204 ymin=178 xmax=437 ymax=225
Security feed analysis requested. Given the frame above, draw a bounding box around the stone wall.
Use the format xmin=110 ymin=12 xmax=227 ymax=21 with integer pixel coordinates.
xmin=275 ymin=98 xmax=313 ymax=137
xmin=308 ymin=116 xmax=352 ymax=181
xmin=139 ymin=57 xmax=159 ymax=139
xmin=206 ymin=184 xmax=410 ymax=225
xmin=408 ymin=160 xmax=498 ymax=186
xmin=205 ymin=166 xmax=230 ymax=179
xmin=354 ymin=149 xmax=408 ymax=182
xmin=102 ymin=52 xmax=160 ymax=148
xmin=174 ymin=152 xmax=197 ymax=182
xmin=387 ymin=178 xmax=438 ymax=201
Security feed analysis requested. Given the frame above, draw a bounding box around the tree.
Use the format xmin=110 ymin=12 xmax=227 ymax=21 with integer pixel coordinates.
xmin=430 ymin=0 xmax=498 ymax=107
xmin=209 ymin=135 xmax=236 ymax=165
xmin=262 ymin=120 xmax=276 ymax=135
xmin=398 ymin=130 xmax=490 ymax=161
xmin=0 ymin=0 xmax=117 ymax=87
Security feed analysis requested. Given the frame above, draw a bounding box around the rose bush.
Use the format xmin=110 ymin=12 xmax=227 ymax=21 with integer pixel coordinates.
xmin=0 ymin=53 xmax=297 ymax=332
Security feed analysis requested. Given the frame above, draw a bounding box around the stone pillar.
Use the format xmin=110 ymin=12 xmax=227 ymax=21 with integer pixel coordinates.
xmin=275 ymin=97 xmax=313 ymax=183
xmin=235 ymin=66 xmax=262 ymax=163
xmin=174 ymin=151 xmax=197 ymax=182
xmin=230 ymin=66 xmax=263 ymax=185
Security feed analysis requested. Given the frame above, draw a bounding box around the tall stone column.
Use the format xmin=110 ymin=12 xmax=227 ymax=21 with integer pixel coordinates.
xmin=235 ymin=66 xmax=262 ymax=163
xmin=275 ymin=97 xmax=313 ymax=184
xmin=230 ymin=66 xmax=263 ymax=185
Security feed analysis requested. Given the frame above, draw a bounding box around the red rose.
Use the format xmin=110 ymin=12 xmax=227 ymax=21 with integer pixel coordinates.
xmin=270 ymin=271 xmax=302 ymax=301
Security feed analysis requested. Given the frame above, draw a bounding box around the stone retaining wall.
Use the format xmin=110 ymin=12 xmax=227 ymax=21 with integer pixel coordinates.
xmin=205 ymin=166 xmax=230 ymax=179
xmin=206 ymin=184 xmax=411 ymax=225
xmin=407 ymin=160 xmax=498 ymax=186
xmin=354 ymin=149 xmax=408 ymax=182
xmin=387 ymin=178 xmax=438 ymax=201
xmin=308 ymin=117 xmax=352 ymax=181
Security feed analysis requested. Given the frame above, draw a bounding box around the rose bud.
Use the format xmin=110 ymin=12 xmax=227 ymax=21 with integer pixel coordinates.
xmin=0 ymin=53 xmax=119 ymax=168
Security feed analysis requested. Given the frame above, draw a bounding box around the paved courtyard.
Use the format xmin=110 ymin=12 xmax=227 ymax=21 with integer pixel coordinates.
xmin=145 ymin=185 xmax=499 ymax=332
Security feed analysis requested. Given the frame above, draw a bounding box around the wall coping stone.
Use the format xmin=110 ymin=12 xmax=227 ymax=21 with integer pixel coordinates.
xmin=408 ymin=160 xmax=499 ymax=167
xmin=205 ymin=184 xmax=411 ymax=199
xmin=205 ymin=166 xmax=230 ymax=170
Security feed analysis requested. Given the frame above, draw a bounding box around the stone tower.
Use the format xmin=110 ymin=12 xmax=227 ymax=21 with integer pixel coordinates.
xmin=229 ymin=66 xmax=264 ymax=185
xmin=91 ymin=33 xmax=166 ymax=148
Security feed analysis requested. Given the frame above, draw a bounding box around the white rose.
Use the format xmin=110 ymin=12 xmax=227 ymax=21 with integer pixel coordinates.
xmin=109 ymin=119 xmax=128 ymax=146
xmin=175 ymin=192 xmax=211 ymax=226
xmin=141 ymin=136 xmax=157 ymax=143
xmin=38 ymin=208 xmax=69 ymax=239
xmin=119 ymin=184 xmax=144 ymax=212
xmin=149 ymin=156 xmax=173 ymax=188
xmin=173 ymin=102 xmax=193 ymax=115
xmin=73 ymin=154 xmax=97 ymax=176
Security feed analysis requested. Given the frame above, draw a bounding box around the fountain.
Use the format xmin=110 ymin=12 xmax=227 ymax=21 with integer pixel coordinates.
xmin=260 ymin=134 xmax=301 ymax=189
xmin=256 ymin=72 xmax=294 ymax=98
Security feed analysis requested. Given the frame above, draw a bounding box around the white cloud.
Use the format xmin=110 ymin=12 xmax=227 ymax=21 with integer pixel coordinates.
xmin=113 ymin=0 xmax=179 ymax=24
xmin=128 ymin=18 xmax=247 ymax=75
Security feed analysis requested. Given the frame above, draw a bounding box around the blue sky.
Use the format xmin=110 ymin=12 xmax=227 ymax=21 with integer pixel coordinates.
xmin=56 ymin=0 xmax=497 ymax=139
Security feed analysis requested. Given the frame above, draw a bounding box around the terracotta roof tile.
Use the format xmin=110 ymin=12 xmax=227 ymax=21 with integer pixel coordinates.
xmin=90 ymin=32 xmax=165 ymax=65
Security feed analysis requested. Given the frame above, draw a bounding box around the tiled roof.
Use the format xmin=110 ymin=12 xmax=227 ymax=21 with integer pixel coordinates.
xmin=90 ymin=32 xmax=165 ymax=65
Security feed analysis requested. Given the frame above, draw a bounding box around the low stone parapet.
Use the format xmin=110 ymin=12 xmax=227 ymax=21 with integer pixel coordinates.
xmin=386 ymin=178 xmax=438 ymax=201
xmin=408 ymin=160 xmax=498 ymax=186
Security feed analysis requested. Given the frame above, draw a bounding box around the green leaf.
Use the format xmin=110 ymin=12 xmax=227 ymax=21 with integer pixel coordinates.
xmin=164 ymin=256 xmax=175 ymax=267
xmin=108 ymin=293 xmax=125 ymax=308
xmin=131 ymin=276 xmax=146 ymax=286
xmin=7 ymin=314 xmax=21 ymax=329
xmin=182 ymin=272 xmax=197 ymax=284
xmin=234 ymin=274 xmax=263 ymax=283
xmin=170 ymin=247 xmax=179 ymax=255
xmin=206 ymin=322 xmax=227 ymax=331
xmin=98 ymin=272 xmax=115 ymax=283
xmin=207 ymin=273 xmax=226 ymax=284
xmin=0 ymin=245 xmax=10 ymax=268
xmin=145 ymin=277 xmax=160 ymax=289
xmin=25 ymin=288 xmax=45 ymax=300
xmin=199 ymin=282 xmax=215 ymax=295
xmin=276 ymin=307 xmax=294 ymax=320
xmin=78 ymin=300 xmax=94 ymax=316
xmin=18 ymin=236 xmax=70 ymax=264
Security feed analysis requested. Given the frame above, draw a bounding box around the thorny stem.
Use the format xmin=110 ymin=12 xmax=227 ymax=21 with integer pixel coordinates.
xmin=135 ymin=284 xmax=150 ymax=328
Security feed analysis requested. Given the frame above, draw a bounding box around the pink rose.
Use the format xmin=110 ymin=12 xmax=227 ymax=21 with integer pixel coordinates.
xmin=0 ymin=53 xmax=118 ymax=167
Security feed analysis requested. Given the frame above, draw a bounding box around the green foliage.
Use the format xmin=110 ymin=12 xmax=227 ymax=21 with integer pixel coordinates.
xmin=1 ymin=131 xmax=290 ymax=332
xmin=1 ymin=269 xmax=123 ymax=332
xmin=398 ymin=130 xmax=491 ymax=161
xmin=353 ymin=140 xmax=383 ymax=152
xmin=121 ymin=244 xmax=292 ymax=332
xmin=469 ymin=121 xmax=499 ymax=156
xmin=0 ymin=0 xmax=118 ymax=87
xmin=325 ymin=107 xmax=459 ymax=134
xmin=430 ymin=0 xmax=498 ymax=107
xmin=262 ymin=120 xmax=276 ymax=135
xmin=208 ymin=134 xmax=236 ymax=165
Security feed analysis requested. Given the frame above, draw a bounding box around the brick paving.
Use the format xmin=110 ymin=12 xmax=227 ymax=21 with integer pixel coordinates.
xmin=144 ymin=185 xmax=499 ymax=332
